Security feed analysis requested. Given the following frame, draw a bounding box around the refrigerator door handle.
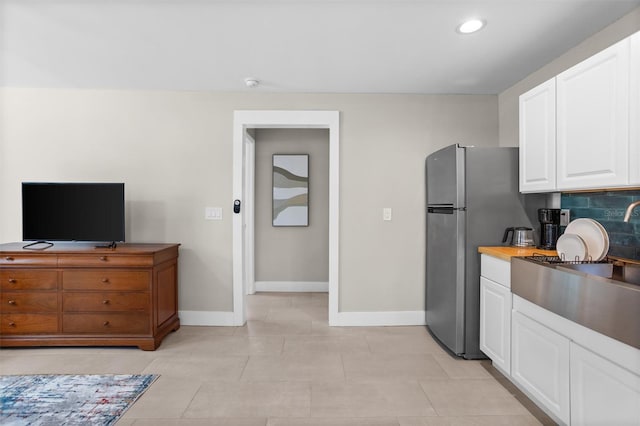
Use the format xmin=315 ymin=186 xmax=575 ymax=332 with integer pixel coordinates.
xmin=427 ymin=207 xmax=466 ymax=214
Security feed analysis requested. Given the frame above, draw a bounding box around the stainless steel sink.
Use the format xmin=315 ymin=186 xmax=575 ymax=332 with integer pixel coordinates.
xmin=556 ymin=262 xmax=613 ymax=278
xmin=557 ymin=262 xmax=640 ymax=286
xmin=616 ymin=263 xmax=640 ymax=286
xmin=511 ymin=257 xmax=640 ymax=349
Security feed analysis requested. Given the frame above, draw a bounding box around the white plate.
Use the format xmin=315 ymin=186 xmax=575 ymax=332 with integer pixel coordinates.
xmin=588 ymin=219 xmax=610 ymax=260
xmin=556 ymin=233 xmax=588 ymax=261
xmin=564 ymin=218 xmax=609 ymax=261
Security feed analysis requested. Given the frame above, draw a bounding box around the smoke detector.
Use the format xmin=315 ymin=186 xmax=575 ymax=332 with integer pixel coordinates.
xmin=244 ymin=78 xmax=260 ymax=88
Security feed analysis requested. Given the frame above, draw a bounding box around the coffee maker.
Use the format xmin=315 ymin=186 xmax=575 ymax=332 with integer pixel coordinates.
xmin=538 ymin=208 xmax=561 ymax=249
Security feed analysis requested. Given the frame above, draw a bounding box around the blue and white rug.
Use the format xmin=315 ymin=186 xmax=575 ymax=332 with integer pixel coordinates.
xmin=0 ymin=374 xmax=158 ymax=426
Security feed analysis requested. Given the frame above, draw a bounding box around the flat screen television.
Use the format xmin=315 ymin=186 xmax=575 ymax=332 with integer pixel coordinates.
xmin=22 ymin=182 xmax=125 ymax=245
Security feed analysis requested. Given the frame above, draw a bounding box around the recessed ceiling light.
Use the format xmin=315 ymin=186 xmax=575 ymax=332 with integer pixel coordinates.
xmin=457 ymin=19 xmax=485 ymax=34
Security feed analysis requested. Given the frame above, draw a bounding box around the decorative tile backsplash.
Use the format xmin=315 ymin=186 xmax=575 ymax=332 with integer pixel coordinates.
xmin=561 ymin=190 xmax=640 ymax=260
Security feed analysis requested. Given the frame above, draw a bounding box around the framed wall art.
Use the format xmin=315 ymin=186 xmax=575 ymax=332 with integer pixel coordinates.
xmin=272 ymin=154 xmax=309 ymax=226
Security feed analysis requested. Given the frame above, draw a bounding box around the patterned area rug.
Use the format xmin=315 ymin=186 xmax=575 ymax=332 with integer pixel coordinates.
xmin=0 ymin=374 xmax=158 ymax=426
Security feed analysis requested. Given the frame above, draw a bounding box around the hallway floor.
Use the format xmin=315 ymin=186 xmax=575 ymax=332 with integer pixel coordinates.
xmin=0 ymin=292 xmax=554 ymax=425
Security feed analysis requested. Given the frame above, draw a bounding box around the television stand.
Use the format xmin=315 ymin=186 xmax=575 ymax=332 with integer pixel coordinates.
xmin=0 ymin=242 xmax=180 ymax=351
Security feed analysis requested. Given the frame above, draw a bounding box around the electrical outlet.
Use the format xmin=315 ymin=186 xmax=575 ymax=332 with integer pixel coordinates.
xmin=560 ymin=209 xmax=570 ymax=226
xmin=383 ymin=208 xmax=392 ymax=221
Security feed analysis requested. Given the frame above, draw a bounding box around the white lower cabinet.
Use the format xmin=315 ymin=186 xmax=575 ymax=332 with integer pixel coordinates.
xmin=480 ymin=276 xmax=511 ymax=374
xmin=481 ymin=254 xmax=640 ymax=425
xmin=511 ymin=294 xmax=640 ymax=426
xmin=570 ymin=342 xmax=640 ymax=425
xmin=511 ymin=310 xmax=571 ymax=425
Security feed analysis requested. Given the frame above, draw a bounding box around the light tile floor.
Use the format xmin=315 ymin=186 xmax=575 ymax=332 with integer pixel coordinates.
xmin=0 ymin=292 xmax=556 ymax=425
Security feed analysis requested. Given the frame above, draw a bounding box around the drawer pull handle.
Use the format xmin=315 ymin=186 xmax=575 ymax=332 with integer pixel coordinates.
xmin=8 ymin=278 xmax=17 ymax=284
xmin=5 ymin=256 xmax=14 ymax=261
xmin=102 ymin=299 xmax=110 ymax=305
xmin=8 ymin=300 xmax=16 ymax=305
xmin=103 ymin=321 xmax=110 ymax=327
xmin=101 ymin=278 xmax=109 ymax=283
xmin=8 ymin=321 xmax=16 ymax=327
xmin=99 ymin=256 xmax=108 ymax=261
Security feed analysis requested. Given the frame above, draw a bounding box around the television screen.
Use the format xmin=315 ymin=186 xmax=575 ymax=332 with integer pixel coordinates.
xmin=22 ymin=182 xmax=125 ymax=242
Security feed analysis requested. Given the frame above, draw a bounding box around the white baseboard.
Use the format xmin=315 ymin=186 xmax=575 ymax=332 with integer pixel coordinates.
xmin=179 ymin=310 xmax=236 ymax=326
xmin=179 ymin=308 xmax=426 ymax=327
xmin=254 ymin=281 xmax=329 ymax=292
xmin=331 ymin=310 xmax=426 ymax=327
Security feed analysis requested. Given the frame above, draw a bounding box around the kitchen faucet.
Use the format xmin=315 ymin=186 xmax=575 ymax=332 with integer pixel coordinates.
xmin=623 ymin=200 xmax=640 ymax=222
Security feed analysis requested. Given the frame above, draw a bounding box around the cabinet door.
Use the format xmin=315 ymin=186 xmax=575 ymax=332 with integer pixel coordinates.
xmin=480 ymin=277 xmax=511 ymax=374
xmin=571 ymin=342 xmax=640 ymax=425
xmin=519 ymin=78 xmax=556 ymax=192
xmin=511 ymin=310 xmax=570 ymax=424
xmin=556 ymin=38 xmax=630 ymax=190
xmin=630 ymin=31 xmax=640 ymax=185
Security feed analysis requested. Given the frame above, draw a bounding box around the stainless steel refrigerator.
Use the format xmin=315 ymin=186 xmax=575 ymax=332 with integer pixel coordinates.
xmin=425 ymin=144 xmax=542 ymax=359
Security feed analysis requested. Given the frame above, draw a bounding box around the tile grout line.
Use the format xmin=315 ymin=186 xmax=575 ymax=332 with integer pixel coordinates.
xmin=237 ymin=354 xmax=251 ymax=381
xmin=279 ymin=334 xmax=286 ymax=355
xmin=307 ymin=381 xmax=313 ymax=419
xmin=174 ymin=378 xmax=205 ymax=420
xmin=418 ymin=352 xmax=448 ymax=418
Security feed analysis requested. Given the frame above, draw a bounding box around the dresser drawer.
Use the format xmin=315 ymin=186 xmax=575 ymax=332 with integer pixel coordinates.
xmin=0 ymin=254 xmax=57 ymax=266
xmin=0 ymin=270 xmax=58 ymax=290
xmin=63 ymin=313 xmax=150 ymax=334
xmin=1 ymin=314 xmax=59 ymax=334
xmin=58 ymin=255 xmax=153 ymax=268
xmin=63 ymin=292 xmax=149 ymax=312
xmin=1 ymin=292 xmax=58 ymax=312
xmin=62 ymin=271 xmax=150 ymax=291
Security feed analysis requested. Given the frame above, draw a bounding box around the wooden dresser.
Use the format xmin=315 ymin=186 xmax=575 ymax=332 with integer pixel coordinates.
xmin=0 ymin=242 xmax=180 ymax=350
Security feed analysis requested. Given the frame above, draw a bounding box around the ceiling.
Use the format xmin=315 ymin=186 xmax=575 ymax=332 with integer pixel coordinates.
xmin=1 ymin=0 xmax=639 ymax=94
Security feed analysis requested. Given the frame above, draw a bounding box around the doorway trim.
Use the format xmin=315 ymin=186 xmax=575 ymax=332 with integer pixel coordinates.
xmin=232 ymin=110 xmax=339 ymax=326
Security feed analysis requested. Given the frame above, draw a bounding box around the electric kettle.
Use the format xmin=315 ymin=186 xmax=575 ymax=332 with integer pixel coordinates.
xmin=502 ymin=227 xmax=535 ymax=247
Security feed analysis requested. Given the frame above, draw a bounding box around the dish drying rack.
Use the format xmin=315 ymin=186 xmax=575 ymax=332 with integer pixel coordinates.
xmin=525 ymin=253 xmax=612 ymax=265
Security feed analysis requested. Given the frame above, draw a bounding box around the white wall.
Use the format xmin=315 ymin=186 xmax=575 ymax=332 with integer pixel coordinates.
xmin=499 ymin=6 xmax=640 ymax=147
xmin=254 ymin=128 xmax=329 ymax=282
xmin=0 ymin=89 xmax=498 ymax=316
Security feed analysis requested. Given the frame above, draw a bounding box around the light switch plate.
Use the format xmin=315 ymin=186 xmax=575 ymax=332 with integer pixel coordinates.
xmin=205 ymin=207 xmax=223 ymax=220
xmin=383 ymin=208 xmax=392 ymax=221
xmin=560 ymin=209 xmax=570 ymax=226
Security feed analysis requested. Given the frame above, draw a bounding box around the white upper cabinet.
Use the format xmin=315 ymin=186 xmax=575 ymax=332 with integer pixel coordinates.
xmin=519 ymin=79 xmax=556 ymax=192
xmin=630 ymin=31 xmax=640 ymax=185
xmin=556 ymin=38 xmax=630 ymax=190
xmin=519 ymin=30 xmax=640 ymax=192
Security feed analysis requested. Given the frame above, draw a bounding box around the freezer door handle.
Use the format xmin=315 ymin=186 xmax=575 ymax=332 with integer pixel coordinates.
xmin=427 ymin=206 xmax=465 ymax=214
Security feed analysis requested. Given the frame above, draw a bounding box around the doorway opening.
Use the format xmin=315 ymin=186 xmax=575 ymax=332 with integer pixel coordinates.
xmin=232 ymin=110 xmax=339 ymax=326
xmin=253 ymin=128 xmax=329 ymax=292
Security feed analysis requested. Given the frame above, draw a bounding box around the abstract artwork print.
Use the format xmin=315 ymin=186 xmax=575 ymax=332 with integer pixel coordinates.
xmin=273 ymin=154 xmax=309 ymax=226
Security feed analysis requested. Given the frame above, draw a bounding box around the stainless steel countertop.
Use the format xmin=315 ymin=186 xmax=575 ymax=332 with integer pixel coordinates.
xmin=511 ymin=257 xmax=640 ymax=349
